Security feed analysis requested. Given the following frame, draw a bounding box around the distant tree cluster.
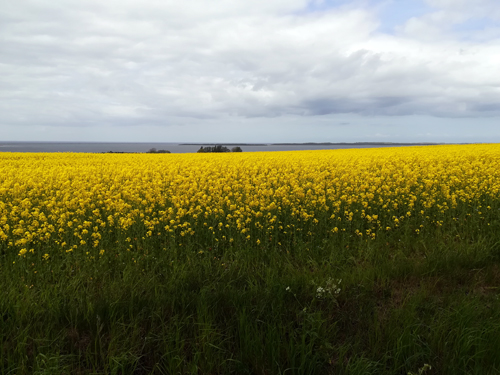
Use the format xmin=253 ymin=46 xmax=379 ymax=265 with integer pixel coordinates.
xmin=197 ymin=145 xmax=243 ymax=153
xmin=147 ymin=148 xmax=171 ymax=153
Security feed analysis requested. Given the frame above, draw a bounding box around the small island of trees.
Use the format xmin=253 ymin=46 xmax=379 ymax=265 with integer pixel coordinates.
xmin=147 ymin=148 xmax=171 ymax=153
xmin=197 ymin=145 xmax=242 ymax=153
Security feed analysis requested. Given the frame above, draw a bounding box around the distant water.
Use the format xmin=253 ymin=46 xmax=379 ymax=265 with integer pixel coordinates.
xmin=0 ymin=142 xmax=419 ymax=154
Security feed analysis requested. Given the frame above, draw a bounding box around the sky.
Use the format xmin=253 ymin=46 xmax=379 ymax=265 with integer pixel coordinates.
xmin=1 ymin=0 xmax=500 ymax=143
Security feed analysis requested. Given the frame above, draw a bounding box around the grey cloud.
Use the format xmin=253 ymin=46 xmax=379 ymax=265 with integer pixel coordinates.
xmin=299 ymin=96 xmax=415 ymax=116
xmin=471 ymin=102 xmax=500 ymax=114
xmin=1 ymin=0 xmax=500 ymax=133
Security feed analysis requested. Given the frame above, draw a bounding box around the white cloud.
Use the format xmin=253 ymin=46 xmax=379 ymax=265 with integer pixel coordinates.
xmin=1 ymin=0 xmax=500 ymax=141
xmin=400 ymin=0 xmax=500 ymax=39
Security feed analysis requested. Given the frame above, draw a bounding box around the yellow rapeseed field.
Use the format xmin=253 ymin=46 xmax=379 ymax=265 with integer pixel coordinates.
xmin=1 ymin=144 xmax=499 ymax=259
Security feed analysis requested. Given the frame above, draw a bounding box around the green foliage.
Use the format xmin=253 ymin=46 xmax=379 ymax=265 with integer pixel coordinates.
xmin=2 ymin=228 xmax=500 ymax=374
xmin=197 ymin=145 xmax=232 ymax=153
xmin=147 ymin=148 xmax=171 ymax=153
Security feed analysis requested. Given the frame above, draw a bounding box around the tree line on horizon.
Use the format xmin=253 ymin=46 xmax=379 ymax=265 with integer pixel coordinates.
xmin=146 ymin=146 xmax=243 ymax=154
xmin=197 ymin=145 xmax=242 ymax=153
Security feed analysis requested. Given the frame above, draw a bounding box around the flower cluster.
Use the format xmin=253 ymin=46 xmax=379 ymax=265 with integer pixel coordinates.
xmin=0 ymin=144 xmax=499 ymax=260
xmin=316 ymin=278 xmax=342 ymax=299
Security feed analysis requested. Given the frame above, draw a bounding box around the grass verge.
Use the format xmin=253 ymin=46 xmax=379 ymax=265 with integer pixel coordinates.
xmin=2 ymin=230 xmax=500 ymax=374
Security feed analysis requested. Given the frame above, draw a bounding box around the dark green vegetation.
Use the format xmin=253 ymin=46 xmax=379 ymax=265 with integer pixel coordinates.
xmin=197 ymin=145 xmax=242 ymax=153
xmin=2 ymin=224 xmax=500 ymax=374
xmin=147 ymin=149 xmax=171 ymax=154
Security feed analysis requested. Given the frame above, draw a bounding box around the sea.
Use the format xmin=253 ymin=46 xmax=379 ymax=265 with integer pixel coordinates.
xmin=0 ymin=142 xmax=432 ymax=154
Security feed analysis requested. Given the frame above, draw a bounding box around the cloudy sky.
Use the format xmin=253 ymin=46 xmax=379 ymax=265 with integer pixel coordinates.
xmin=2 ymin=0 xmax=500 ymax=143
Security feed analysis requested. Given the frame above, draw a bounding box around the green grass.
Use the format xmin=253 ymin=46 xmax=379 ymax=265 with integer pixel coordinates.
xmin=2 ymin=225 xmax=500 ymax=374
